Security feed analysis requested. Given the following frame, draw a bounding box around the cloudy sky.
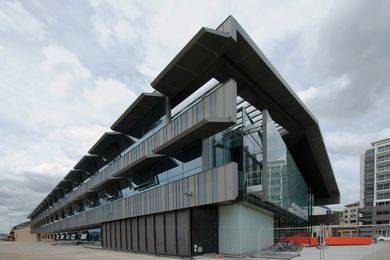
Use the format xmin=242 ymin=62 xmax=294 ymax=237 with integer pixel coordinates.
xmin=1 ymin=0 xmax=389 ymax=233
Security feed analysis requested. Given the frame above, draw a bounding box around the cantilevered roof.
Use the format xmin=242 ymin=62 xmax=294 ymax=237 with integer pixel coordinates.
xmin=113 ymin=154 xmax=172 ymax=177
xmin=152 ymin=28 xmax=235 ymax=106
xmin=74 ymin=155 xmax=105 ymax=175
xmin=88 ymin=132 xmax=135 ymax=161
xmin=153 ymin=118 xmax=235 ymax=155
xmin=151 ymin=16 xmax=339 ymax=205
xmin=64 ymin=169 xmax=89 ymax=184
xmin=111 ymin=92 xmax=166 ymax=138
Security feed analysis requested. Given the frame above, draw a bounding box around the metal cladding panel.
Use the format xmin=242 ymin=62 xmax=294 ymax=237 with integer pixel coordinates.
xmin=165 ymin=211 xmax=177 ymax=255
xmin=88 ymin=132 xmax=134 ymax=161
xmin=126 ymin=219 xmax=132 ymax=251
xmin=102 ymin=223 xmax=107 ymax=248
xmin=151 ymin=27 xmax=235 ymax=105
xmin=138 ymin=216 xmax=147 ymax=252
xmin=153 ymin=80 xmax=237 ymax=156
xmin=120 ymin=219 xmax=127 ymax=251
xmin=115 ymin=220 xmax=121 ymax=250
xmin=177 ymin=209 xmax=191 ymax=256
xmin=31 ymin=82 xmax=237 ymax=225
xmin=110 ymin=222 xmax=115 ymax=249
xmin=110 ymin=92 xmax=165 ymax=138
xmin=31 ymin=163 xmax=238 ymax=234
xmin=146 ymin=15 xmax=339 ymax=205
xmin=155 ymin=214 xmax=165 ymax=254
xmin=131 ymin=218 xmax=138 ymax=251
xmin=146 ymin=215 xmax=155 ymax=253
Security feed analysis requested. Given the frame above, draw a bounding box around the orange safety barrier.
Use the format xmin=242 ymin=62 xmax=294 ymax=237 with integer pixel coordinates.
xmin=284 ymin=237 xmax=317 ymax=247
xmin=324 ymin=237 xmax=372 ymax=246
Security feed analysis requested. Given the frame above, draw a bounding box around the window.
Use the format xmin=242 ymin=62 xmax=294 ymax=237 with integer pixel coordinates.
xmin=377 ymin=211 xmax=390 ymax=215
xmin=377 ymin=154 xmax=390 ymax=162
xmin=378 ymin=144 xmax=390 ymax=153
xmin=377 ymin=182 xmax=390 ymax=191
xmin=377 ymin=163 xmax=390 ymax=172
xmin=377 ymin=192 xmax=390 ymax=200
xmin=377 ymin=172 xmax=390 ymax=181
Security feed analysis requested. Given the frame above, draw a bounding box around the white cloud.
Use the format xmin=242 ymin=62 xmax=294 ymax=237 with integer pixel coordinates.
xmin=89 ymin=0 xmax=143 ymax=48
xmin=0 ymin=0 xmax=389 ymax=232
xmin=41 ymin=44 xmax=90 ymax=79
xmin=297 ymin=75 xmax=349 ymax=102
xmin=0 ymin=1 xmax=45 ymax=41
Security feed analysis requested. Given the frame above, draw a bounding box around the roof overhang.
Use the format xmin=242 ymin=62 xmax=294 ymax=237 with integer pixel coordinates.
xmin=153 ymin=118 xmax=235 ymax=155
xmin=111 ymin=92 xmax=166 ymax=138
xmin=74 ymin=155 xmax=105 ymax=175
xmin=113 ymin=154 xmax=166 ymax=177
xmin=88 ymin=132 xmax=135 ymax=161
xmin=151 ymin=16 xmax=339 ymax=205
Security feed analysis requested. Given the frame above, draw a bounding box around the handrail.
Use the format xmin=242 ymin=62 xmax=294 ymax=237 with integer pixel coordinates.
xmin=32 ymin=80 xmax=236 ymax=224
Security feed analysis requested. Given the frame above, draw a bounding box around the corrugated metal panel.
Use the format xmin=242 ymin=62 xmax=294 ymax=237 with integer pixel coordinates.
xmin=146 ymin=215 xmax=155 ymax=253
xmin=120 ymin=219 xmax=127 ymax=251
xmin=32 ymin=162 xmax=238 ymax=234
xmin=177 ymin=209 xmax=191 ymax=256
xmin=131 ymin=218 xmax=138 ymax=251
xmin=31 ymin=81 xmax=237 ymax=227
xmin=155 ymin=214 xmax=165 ymax=254
xmin=115 ymin=220 xmax=121 ymax=250
xmin=102 ymin=222 xmax=107 ymax=248
xmin=110 ymin=221 xmax=115 ymax=250
xmin=165 ymin=211 xmax=177 ymax=255
xmin=138 ymin=216 xmax=146 ymax=252
xmin=126 ymin=219 xmax=132 ymax=251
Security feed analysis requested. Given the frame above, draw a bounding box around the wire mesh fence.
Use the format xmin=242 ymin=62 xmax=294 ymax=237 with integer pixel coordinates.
xmin=220 ymin=224 xmax=390 ymax=259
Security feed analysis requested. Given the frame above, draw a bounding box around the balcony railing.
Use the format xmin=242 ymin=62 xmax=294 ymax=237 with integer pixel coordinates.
xmin=32 ymin=162 xmax=238 ymax=234
xmin=31 ymin=79 xmax=237 ymax=225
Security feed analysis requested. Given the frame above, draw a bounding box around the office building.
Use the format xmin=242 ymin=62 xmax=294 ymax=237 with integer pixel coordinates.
xmin=360 ymin=138 xmax=390 ymax=236
xmin=28 ymin=16 xmax=339 ymax=256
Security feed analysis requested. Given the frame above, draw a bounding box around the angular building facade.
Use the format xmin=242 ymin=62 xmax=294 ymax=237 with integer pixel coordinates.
xmin=360 ymin=138 xmax=390 ymax=236
xmin=28 ymin=16 xmax=339 ymax=256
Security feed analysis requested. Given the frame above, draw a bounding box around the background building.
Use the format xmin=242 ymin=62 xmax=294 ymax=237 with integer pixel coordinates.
xmin=28 ymin=16 xmax=339 ymax=256
xmin=360 ymin=138 xmax=390 ymax=236
xmin=310 ymin=206 xmax=341 ymax=226
xmin=9 ymin=221 xmax=37 ymax=241
xmin=342 ymin=202 xmax=360 ymax=225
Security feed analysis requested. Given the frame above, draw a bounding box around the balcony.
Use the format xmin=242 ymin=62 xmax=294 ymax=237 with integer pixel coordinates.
xmin=31 ymin=79 xmax=237 ymax=225
xmin=32 ymin=162 xmax=238 ymax=234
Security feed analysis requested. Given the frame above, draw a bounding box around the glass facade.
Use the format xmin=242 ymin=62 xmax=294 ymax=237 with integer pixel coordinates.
xmin=207 ymin=99 xmax=311 ymax=222
xmin=265 ymin=111 xmax=309 ymax=221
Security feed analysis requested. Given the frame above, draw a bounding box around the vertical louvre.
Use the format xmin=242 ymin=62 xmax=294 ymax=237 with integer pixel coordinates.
xmin=131 ymin=218 xmax=138 ymax=251
xmin=165 ymin=211 xmax=177 ymax=255
xmin=138 ymin=216 xmax=147 ymax=252
xmin=121 ymin=219 xmax=127 ymax=251
xmin=146 ymin=215 xmax=155 ymax=253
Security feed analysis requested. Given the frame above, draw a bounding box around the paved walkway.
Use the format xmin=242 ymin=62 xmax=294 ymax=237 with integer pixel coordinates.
xmin=0 ymin=241 xmax=176 ymax=260
xmin=0 ymin=241 xmax=389 ymax=260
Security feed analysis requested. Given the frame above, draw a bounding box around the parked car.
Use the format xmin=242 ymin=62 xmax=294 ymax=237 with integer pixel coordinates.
xmin=377 ymin=236 xmax=390 ymax=241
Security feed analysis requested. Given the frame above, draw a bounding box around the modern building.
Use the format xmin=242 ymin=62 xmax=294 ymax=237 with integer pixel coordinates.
xmin=342 ymin=201 xmax=360 ymax=225
xmin=311 ymin=206 xmax=341 ymax=226
xmin=9 ymin=221 xmax=37 ymax=241
xmin=28 ymin=16 xmax=339 ymax=256
xmin=360 ymin=138 xmax=390 ymax=236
